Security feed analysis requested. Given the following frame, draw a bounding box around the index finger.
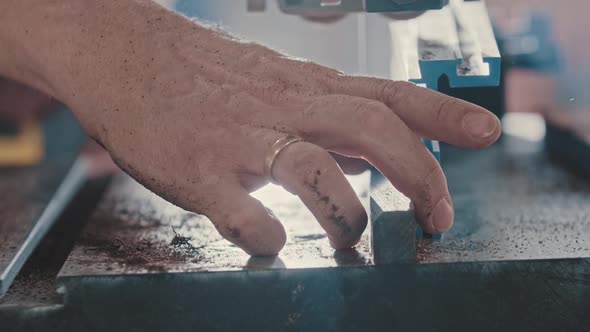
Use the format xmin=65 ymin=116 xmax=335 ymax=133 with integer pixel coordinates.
xmin=332 ymin=77 xmax=502 ymax=149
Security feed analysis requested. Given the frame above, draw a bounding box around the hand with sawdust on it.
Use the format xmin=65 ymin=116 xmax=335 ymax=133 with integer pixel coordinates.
xmin=0 ymin=0 xmax=501 ymax=256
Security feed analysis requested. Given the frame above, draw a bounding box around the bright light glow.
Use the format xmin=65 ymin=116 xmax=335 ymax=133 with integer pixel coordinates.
xmin=502 ymin=112 xmax=546 ymax=142
xmin=321 ymin=0 xmax=342 ymax=6
xmin=252 ymin=172 xmax=370 ymax=209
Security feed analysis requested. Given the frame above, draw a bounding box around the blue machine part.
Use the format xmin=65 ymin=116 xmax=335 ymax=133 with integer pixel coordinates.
xmin=386 ymin=1 xmax=502 ymax=165
xmin=365 ymin=0 xmax=448 ymax=12
xmin=276 ymin=0 xmax=449 ymax=13
xmin=495 ymin=12 xmax=561 ymax=74
xmin=421 ymin=138 xmax=441 ymax=161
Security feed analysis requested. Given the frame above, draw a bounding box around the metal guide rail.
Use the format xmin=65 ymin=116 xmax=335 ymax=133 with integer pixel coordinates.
xmin=246 ymin=0 xmax=449 ymax=13
xmin=278 ymin=0 xmax=449 ymax=13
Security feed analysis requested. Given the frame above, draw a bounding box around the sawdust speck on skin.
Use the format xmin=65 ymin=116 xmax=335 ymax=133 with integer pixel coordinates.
xmin=226 ymin=226 xmax=241 ymax=239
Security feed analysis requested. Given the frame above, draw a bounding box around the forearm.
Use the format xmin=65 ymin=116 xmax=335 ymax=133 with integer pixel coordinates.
xmin=0 ymin=0 xmax=83 ymax=98
xmin=0 ymin=0 xmax=241 ymax=113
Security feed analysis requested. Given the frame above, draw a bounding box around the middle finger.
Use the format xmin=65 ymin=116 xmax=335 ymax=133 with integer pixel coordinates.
xmin=292 ymin=94 xmax=454 ymax=234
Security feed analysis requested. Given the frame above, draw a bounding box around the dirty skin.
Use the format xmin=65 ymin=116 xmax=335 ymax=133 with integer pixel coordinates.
xmin=305 ymin=170 xmax=351 ymax=235
xmin=226 ymin=226 xmax=241 ymax=239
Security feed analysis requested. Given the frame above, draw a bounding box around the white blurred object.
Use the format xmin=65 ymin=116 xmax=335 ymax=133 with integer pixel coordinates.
xmin=502 ymin=112 xmax=546 ymax=142
xmin=502 ymin=112 xmax=546 ymax=155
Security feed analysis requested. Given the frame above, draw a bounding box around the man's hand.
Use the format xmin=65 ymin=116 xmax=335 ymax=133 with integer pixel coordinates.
xmin=0 ymin=0 xmax=501 ymax=256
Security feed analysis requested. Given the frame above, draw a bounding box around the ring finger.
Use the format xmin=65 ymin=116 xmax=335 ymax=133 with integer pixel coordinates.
xmin=257 ymin=130 xmax=368 ymax=249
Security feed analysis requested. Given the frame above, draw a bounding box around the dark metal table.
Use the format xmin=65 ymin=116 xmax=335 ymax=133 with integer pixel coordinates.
xmin=1 ymin=136 xmax=589 ymax=332
xmin=0 ymin=110 xmax=86 ymax=297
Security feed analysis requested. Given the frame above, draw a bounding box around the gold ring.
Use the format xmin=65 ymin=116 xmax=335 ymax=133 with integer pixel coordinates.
xmin=265 ymin=135 xmax=303 ymax=184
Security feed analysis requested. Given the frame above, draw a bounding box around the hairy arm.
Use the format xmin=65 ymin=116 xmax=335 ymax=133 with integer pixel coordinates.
xmin=0 ymin=0 xmax=266 ymax=131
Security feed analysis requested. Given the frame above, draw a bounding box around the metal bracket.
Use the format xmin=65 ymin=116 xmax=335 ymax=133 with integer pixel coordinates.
xmin=389 ymin=1 xmax=500 ymax=89
xmin=388 ymin=0 xmax=500 ymax=162
xmin=251 ymin=0 xmax=449 ymax=13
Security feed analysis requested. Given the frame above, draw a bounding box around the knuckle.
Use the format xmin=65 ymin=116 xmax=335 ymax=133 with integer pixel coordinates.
xmin=351 ymin=99 xmax=400 ymax=135
xmin=351 ymin=99 xmax=389 ymax=122
xmin=435 ymin=97 xmax=457 ymax=122
xmin=377 ymin=80 xmax=413 ymax=102
xmin=304 ymin=95 xmax=340 ymax=118
xmin=330 ymin=74 xmax=354 ymax=94
xmin=355 ymin=99 xmax=385 ymax=112
xmin=303 ymin=61 xmax=342 ymax=82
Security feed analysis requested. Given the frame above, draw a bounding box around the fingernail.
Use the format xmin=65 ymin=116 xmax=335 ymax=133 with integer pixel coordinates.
xmin=463 ymin=112 xmax=499 ymax=139
xmin=428 ymin=198 xmax=453 ymax=233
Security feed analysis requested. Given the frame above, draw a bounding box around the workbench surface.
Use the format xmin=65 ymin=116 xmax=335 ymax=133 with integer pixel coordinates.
xmin=1 ymin=137 xmax=589 ymax=332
